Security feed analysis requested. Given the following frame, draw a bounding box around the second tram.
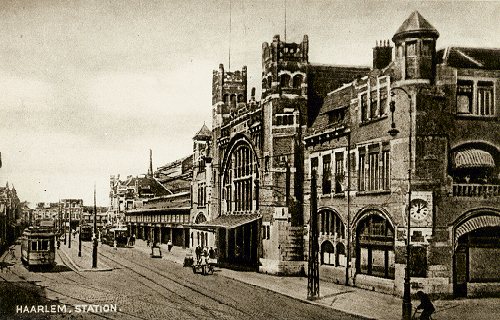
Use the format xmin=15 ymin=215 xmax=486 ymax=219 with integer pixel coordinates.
xmin=102 ymin=226 xmax=130 ymax=247
xmin=80 ymin=225 xmax=93 ymax=241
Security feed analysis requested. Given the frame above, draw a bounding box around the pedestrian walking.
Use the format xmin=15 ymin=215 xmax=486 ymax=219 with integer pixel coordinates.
xmin=195 ymin=245 xmax=201 ymax=263
xmin=414 ymin=290 xmax=435 ymax=320
xmin=209 ymin=247 xmax=215 ymax=259
xmin=167 ymin=239 xmax=173 ymax=252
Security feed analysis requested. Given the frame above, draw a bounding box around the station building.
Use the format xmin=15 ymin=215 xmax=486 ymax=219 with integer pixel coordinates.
xmin=192 ymin=33 xmax=369 ymax=272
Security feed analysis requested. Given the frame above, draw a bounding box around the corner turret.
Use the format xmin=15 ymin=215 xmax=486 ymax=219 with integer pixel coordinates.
xmin=392 ymin=11 xmax=439 ymax=81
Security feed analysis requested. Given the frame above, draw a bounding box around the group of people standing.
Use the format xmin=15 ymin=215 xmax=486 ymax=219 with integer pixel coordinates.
xmin=194 ymin=246 xmax=216 ymax=265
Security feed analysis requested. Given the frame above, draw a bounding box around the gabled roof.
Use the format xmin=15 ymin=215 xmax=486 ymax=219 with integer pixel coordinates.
xmin=125 ymin=176 xmax=171 ymax=197
xmin=193 ymin=123 xmax=211 ymax=141
xmin=393 ymin=11 xmax=439 ymax=41
xmin=438 ymin=47 xmax=500 ymax=70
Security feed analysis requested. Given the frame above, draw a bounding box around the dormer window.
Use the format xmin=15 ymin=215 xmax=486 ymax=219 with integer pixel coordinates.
xmin=327 ymin=108 xmax=346 ymax=125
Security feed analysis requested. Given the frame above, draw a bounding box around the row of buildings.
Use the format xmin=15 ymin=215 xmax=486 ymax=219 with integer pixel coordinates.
xmin=32 ymin=200 xmax=109 ymax=230
xmin=0 ymin=183 xmax=30 ymax=252
xmin=111 ymin=12 xmax=499 ymax=298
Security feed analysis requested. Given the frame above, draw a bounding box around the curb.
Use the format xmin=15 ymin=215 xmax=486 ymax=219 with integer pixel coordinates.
xmin=159 ymin=249 xmax=373 ymax=319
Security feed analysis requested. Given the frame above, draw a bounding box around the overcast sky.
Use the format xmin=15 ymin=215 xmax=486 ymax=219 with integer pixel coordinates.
xmin=0 ymin=0 xmax=499 ymax=207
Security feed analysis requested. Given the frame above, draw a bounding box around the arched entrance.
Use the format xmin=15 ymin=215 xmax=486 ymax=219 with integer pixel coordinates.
xmin=453 ymin=210 xmax=500 ymax=297
xmin=355 ymin=210 xmax=395 ymax=279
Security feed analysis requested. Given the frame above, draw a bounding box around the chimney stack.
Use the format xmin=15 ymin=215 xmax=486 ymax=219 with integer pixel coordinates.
xmin=373 ymin=39 xmax=393 ymax=70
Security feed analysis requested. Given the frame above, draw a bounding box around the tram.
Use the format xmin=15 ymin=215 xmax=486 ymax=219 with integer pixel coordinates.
xmin=20 ymin=226 xmax=56 ymax=269
xmin=80 ymin=224 xmax=93 ymax=241
xmin=102 ymin=226 xmax=130 ymax=247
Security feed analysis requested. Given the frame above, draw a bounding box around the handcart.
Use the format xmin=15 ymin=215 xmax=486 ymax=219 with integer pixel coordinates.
xmin=191 ymin=260 xmax=214 ymax=275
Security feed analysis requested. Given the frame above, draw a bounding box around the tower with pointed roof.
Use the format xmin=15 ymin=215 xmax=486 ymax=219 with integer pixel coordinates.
xmin=392 ymin=11 xmax=439 ymax=81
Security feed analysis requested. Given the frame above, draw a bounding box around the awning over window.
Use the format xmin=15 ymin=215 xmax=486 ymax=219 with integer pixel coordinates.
xmin=453 ymin=149 xmax=495 ymax=169
xmin=189 ymin=214 xmax=261 ymax=231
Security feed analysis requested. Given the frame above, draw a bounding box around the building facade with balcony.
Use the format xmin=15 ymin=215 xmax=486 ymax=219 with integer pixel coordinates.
xmin=304 ymin=11 xmax=499 ymax=297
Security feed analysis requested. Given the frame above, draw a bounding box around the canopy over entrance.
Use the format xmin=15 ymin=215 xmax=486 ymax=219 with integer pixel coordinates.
xmin=190 ymin=214 xmax=261 ymax=231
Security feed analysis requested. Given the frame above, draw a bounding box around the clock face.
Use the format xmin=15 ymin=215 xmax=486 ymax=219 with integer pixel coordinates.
xmin=410 ymin=199 xmax=429 ymax=221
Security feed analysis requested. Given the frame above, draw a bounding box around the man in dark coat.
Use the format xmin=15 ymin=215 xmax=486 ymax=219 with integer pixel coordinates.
xmin=416 ymin=291 xmax=435 ymax=320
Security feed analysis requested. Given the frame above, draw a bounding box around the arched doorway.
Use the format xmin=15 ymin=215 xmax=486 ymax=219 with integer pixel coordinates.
xmin=355 ymin=210 xmax=395 ymax=279
xmin=453 ymin=210 xmax=500 ymax=297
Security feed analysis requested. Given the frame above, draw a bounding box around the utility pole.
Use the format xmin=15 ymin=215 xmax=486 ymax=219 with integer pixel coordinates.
xmin=78 ymin=203 xmax=82 ymax=257
xmin=92 ymin=184 xmax=98 ymax=268
xmin=307 ymin=170 xmax=319 ymax=300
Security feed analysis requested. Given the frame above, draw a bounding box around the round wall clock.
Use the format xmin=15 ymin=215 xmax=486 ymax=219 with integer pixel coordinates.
xmin=410 ymin=199 xmax=429 ymax=221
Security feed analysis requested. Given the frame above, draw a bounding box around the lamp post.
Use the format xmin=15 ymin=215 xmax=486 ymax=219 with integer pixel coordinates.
xmin=388 ymin=86 xmax=412 ymax=320
xmin=78 ymin=205 xmax=82 ymax=257
xmin=68 ymin=206 xmax=72 ymax=248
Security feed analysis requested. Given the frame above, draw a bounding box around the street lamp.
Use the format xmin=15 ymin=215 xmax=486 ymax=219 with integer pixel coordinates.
xmin=388 ymin=86 xmax=412 ymax=320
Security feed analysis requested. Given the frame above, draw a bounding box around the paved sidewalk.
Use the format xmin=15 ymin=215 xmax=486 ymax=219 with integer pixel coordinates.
xmin=132 ymin=240 xmax=499 ymax=320
xmin=58 ymin=238 xmax=112 ymax=272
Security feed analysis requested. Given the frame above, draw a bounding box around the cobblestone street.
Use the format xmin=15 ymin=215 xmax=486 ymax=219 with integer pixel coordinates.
xmin=1 ymin=243 xmax=364 ymax=319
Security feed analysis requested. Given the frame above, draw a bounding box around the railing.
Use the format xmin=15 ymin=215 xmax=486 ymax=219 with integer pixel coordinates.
xmin=453 ymin=184 xmax=500 ymax=197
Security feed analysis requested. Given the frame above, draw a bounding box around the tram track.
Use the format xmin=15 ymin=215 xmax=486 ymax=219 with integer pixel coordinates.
xmin=2 ymin=249 xmax=151 ymax=320
xmin=95 ymin=245 xmax=283 ymax=320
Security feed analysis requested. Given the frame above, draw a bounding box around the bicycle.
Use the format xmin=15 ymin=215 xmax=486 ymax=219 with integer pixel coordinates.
xmin=412 ymin=308 xmax=434 ymax=320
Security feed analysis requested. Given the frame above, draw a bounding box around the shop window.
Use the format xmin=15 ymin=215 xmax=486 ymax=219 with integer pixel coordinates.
xmin=356 ymin=213 xmax=395 ymax=279
xmin=336 ymin=243 xmax=346 ymax=266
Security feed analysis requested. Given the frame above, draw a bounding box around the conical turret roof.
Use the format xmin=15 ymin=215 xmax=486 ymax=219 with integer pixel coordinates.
xmin=393 ymin=11 xmax=439 ymax=41
xmin=193 ymin=123 xmax=211 ymax=141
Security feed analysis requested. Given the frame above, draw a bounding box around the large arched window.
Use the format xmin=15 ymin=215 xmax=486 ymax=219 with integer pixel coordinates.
xmin=321 ymin=241 xmax=335 ymax=265
xmin=280 ymin=74 xmax=291 ymax=88
xmin=222 ymin=142 xmax=258 ymax=213
xmin=292 ymin=74 xmax=303 ymax=89
xmin=195 ymin=213 xmax=207 ymax=224
xmin=356 ymin=211 xmax=395 ymax=279
xmin=319 ymin=209 xmax=345 ymax=239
